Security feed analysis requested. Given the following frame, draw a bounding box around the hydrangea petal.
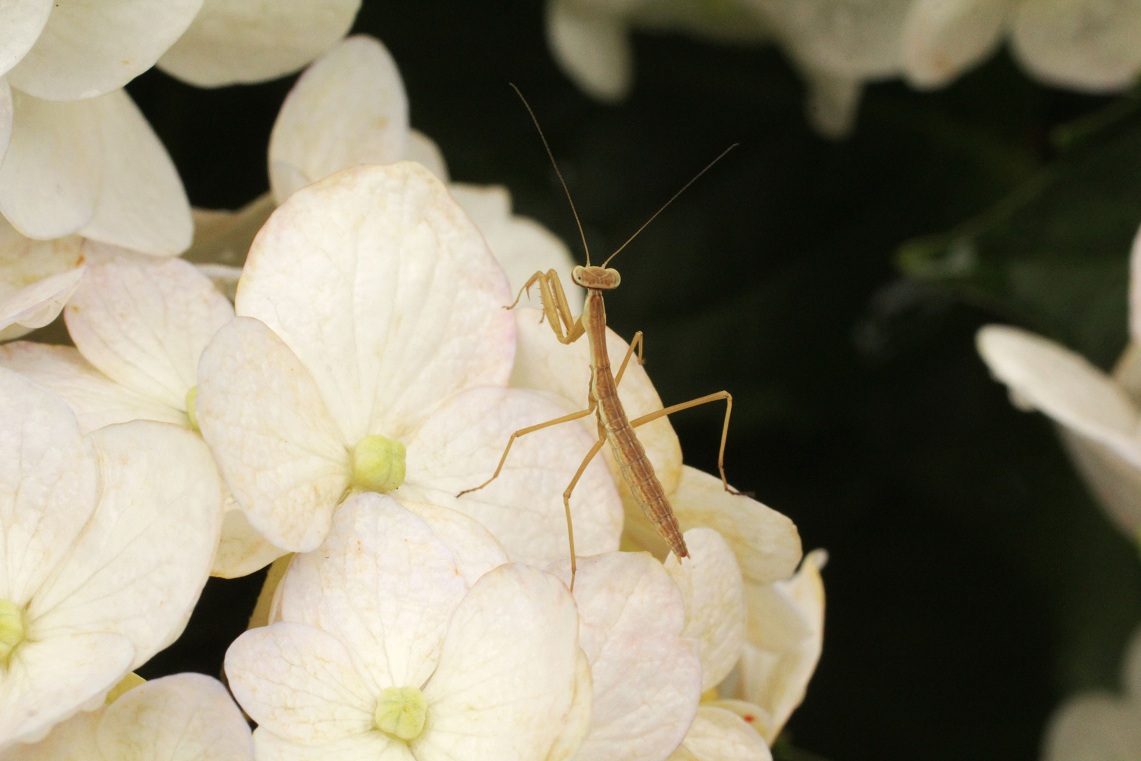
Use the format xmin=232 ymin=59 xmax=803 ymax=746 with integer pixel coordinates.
xmin=0 ymin=90 xmax=99 ymax=239
xmin=418 ymin=564 xmax=580 ymax=761
xmin=0 ymin=78 xmax=11 ymax=161
xmin=0 ymin=0 xmax=52 ymax=78
xmin=196 ymin=316 xmax=350 ymax=552
xmin=279 ymin=495 xmax=468 ymax=691
xmin=0 ymin=631 xmax=134 ymax=748
xmin=406 ymin=386 xmax=623 ymax=567
xmin=450 ymin=183 xmax=580 ymax=304
xmin=185 ymin=194 xmax=275 ymax=271
xmin=1010 ymin=0 xmax=1141 ymax=90
xmin=236 ymin=163 xmax=514 ymax=443
xmin=269 ymin=35 xmax=407 ymax=203
xmin=0 ymin=266 xmax=84 ymax=340
xmin=76 ymin=90 xmax=192 ymax=256
xmin=902 ymin=0 xmax=1008 ymax=88
xmin=0 ymin=367 xmax=98 ymax=603
xmin=671 ymin=466 xmax=803 ymax=584
xmin=547 ymin=650 xmax=594 ymax=761
xmin=977 ymin=324 xmax=1141 ymax=463
xmin=1042 ymin=695 xmax=1141 ymax=761
xmin=764 ymin=0 xmax=911 ymax=78
xmin=390 ymin=490 xmax=509 ymax=585
xmin=545 ymin=0 xmax=633 ymax=101
xmin=511 ymin=307 xmax=683 ymax=506
xmin=1129 ymin=225 xmax=1141 ymax=345
xmin=407 ymin=130 xmax=447 ymax=180
xmin=666 ymin=528 xmax=747 ymax=691
xmin=65 ymin=256 xmax=232 ymax=408
xmin=157 ymin=0 xmax=360 ymax=87
xmin=6 ymin=0 xmax=200 ymax=100
xmin=0 ymin=343 xmax=185 ymax=431
xmin=31 ymin=421 xmax=222 ymax=667
xmin=1057 ymin=426 xmax=1141 ymax=537
xmin=226 ymin=622 xmax=375 ymax=744
xmin=212 ymin=508 xmax=286 ymax=579
xmin=572 ymin=552 xmax=701 ymax=761
xmin=4 ymin=699 xmax=100 ymax=760
xmin=668 ymin=705 xmax=772 ymax=761
xmin=253 ymin=730 xmax=409 ymax=761
xmin=96 ymin=674 xmax=253 ymax=761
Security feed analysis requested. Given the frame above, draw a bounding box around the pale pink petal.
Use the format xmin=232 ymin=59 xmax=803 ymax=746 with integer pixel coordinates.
xmin=236 ymin=162 xmax=514 ymax=442
xmin=196 ymin=316 xmax=350 ymax=552
xmin=65 ymin=256 xmax=233 ymax=407
xmin=1010 ymin=0 xmax=1141 ymax=90
xmin=546 ymin=0 xmax=633 ymax=101
xmin=671 ymin=466 xmax=803 ymax=584
xmin=279 ymin=495 xmax=467 ymax=691
xmin=6 ymin=0 xmax=200 ymax=99
xmin=158 ymin=0 xmax=360 ymax=87
xmin=76 ymin=89 xmax=192 ymax=256
xmin=96 ymin=674 xmax=253 ymax=761
xmin=0 ymin=342 xmax=186 ymax=431
xmin=406 ymin=386 xmax=623 ymax=567
xmin=547 ymin=651 xmax=594 ymax=761
xmin=226 ymin=622 xmax=375 ymax=743
xmin=0 ymin=367 xmax=99 ymax=603
xmin=391 ymin=492 xmax=509 ymax=585
xmin=31 ymin=422 xmax=221 ymax=668
xmin=665 ymin=527 xmax=747 ymax=691
xmin=902 ymin=0 xmax=1009 ymax=88
xmin=572 ymin=552 xmax=701 ymax=761
xmin=0 ymin=1 xmax=53 ymax=78
xmin=418 ymin=564 xmax=580 ymax=761
xmin=0 ymin=91 xmax=99 ymax=239
xmin=269 ymin=35 xmax=407 ymax=203
xmin=668 ymin=705 xmax=772 ymax=761
xmin=0 ymin=631 xmax=134 ymax=748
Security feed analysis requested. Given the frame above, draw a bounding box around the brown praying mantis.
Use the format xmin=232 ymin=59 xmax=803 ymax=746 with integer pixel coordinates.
xmin=459 ymin=85 xmax=742 ymax=586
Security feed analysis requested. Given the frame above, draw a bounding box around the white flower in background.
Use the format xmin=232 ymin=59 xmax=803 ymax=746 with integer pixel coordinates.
xmin=545 ymin=0 xmax=1141 ymax=137
xmin=0 ymin=368 xmax=223 ymax=748
xmin=196 ymin=161 xmax=622 ymax=568
xmin=0 ymin=217 xmax=83 ymax=340
xmin=976 ymin=224 xmax=1141 ymax=541
xmin=225 ymin=495 xmax=587 ymax=761
xmin=1041 ymin=625 xmax=1141 ymax=761
xmin=6 ymin=673 xmax=253 ymax=761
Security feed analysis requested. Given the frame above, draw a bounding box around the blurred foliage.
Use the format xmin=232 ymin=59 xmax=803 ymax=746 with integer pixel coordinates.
xmin=125 ymin=3 xmax=1141 ymax=760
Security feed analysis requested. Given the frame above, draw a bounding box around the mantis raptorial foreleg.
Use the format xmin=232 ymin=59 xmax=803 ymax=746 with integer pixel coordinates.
xmin=510 ymin=269 xmax=583 ymax=344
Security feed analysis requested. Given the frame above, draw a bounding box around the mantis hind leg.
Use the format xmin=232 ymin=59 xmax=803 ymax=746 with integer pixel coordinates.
xmin=627 ymin=391 xmax=742 ymax=496
xmin=562 ymin=436 xmax=607 ymax=590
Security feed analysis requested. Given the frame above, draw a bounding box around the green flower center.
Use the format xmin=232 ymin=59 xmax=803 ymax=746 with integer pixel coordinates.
xmin=374 ymin=685 xmax=427 ymax=741
xmin=351 ymin=435 xmax=406 ymax=492
xmin=0 ymin=599 xmax=26 ymax=663
xmin=185 ymin=385 xmax=199 ymax=431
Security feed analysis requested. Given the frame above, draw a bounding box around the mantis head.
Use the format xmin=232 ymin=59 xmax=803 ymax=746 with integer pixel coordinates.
xmin=572 ymin=265 xmax=621 ymax=290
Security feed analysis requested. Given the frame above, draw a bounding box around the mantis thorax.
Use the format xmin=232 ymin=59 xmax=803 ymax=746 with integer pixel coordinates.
xmin=572 ymin=265 xmax=621 ymax=290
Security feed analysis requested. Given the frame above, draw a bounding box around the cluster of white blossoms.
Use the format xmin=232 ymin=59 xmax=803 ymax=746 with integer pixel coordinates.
xmin=547 ymin=0 xmax=1141 ymax=136
xmin=0 ymin=20 xmax=825 ymax=761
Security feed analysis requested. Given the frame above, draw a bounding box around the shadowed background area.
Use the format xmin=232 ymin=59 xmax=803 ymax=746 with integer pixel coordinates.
xmin=126 ymin=4 xmax=1141 ymax=760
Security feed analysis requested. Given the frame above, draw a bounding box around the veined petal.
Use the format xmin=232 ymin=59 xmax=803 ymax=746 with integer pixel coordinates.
xmin=572 ymin=552 xmax=701 ymax=761
xmin=1010 ymin=0 xmax=1141 ymax=90
xmin=418 ymin=564 xmax=580 ymax=761
xmin=0 ymin=90 xmax=100 ymax=239
xmin=76 ymin=89 xmax=192 ymax=256
xmin=0 ymin=78 xmax=11 ymax=162
xmin=253 ymin=730 xmax=411 ymax=761
xmin=196 ymin=316 xmax=349 ymax=552
xmin=406 ymin=386 xmax=623 ymax=567
xmin=96 ymin=674 xmax=254 ymax=761
xmin=0 ymin=343 xmax=185 ymax=431
xmin=545 ymin=0 xmax=633 ymax=101
xmin=902 ymin=0 xmax=1009 ymax=88
xmin=391 ymin=491 xmax=509 ymax=585
xmin=0 ymin=266 xmax=84 ymax=340
xmin=977 ymin=325 xmax=1141 ymax=464
xmin=184 ymin=194 xmax=276 ymax=271
xmin=226 ymin=622 xmax=375 ymax=744
xmin=6 ymin=0 xmax=200 ymax=100
xmin=0 ymin=215 xmax=84 ymax=339
xmin=279 ymin=495 xmax=467 ymax=691
xmin=212 ymin=508 xmax=287 ymax=579
xmin=269 ymin=35 xmax=408 ymax=203
xmin=0 ymin=1 xmax=52 ymax=79
xmin=0 ymin=367 xmax=99 ymax=604
xmin=158 ymin=0 xmax=360 ymax=87
xmin=668 ymin=705 xmax=772 ymax=761
xmin=236 ymin=163 xmax=514 ymax=443
xmin=665 ymin=528 xmax=747 ymax=691
xmin=671 ymin=466 xmax=803 ymax=585
xmin=65 ymin=256 xmax=233 ymax=408
xmin=31 ymin=421 xmax=222 ymax=668
xmin=0 ymin=631 xmax=134 ymax=748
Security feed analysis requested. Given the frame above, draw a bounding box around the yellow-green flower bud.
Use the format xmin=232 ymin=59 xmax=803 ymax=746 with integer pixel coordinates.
xmin=374 ymin=685 xmax=427 ymax=741
xmin=0 ymin=600 xmax=26 ymax=663
xmin=351 ymin=435 xmax=406 ymax=492
xmin=185 ymin=385 xmax=199 ymax=431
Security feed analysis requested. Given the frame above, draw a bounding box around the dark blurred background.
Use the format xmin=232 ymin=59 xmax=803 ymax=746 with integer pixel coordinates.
xmin=128 ymin=3 xmax=1141 ymax=760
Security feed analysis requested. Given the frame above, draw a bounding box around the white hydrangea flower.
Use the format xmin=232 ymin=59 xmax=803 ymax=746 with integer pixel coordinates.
xmin=225 ymin=495 xmax=587 ymax=761
xmin=6 ymin=673 xmax=254 ymax=761
xmin=1041 ymin=624 xmax=1141 ymax=761
xmin=196 ymin=161 xmax=622 ymax=567
xmin=977 ymin=223 xmax=1141 ymax=540
xmin=0 ymin=368 xmax=223 ymax=748
xmin=0 ymin=216 xmax=84 ymax=341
